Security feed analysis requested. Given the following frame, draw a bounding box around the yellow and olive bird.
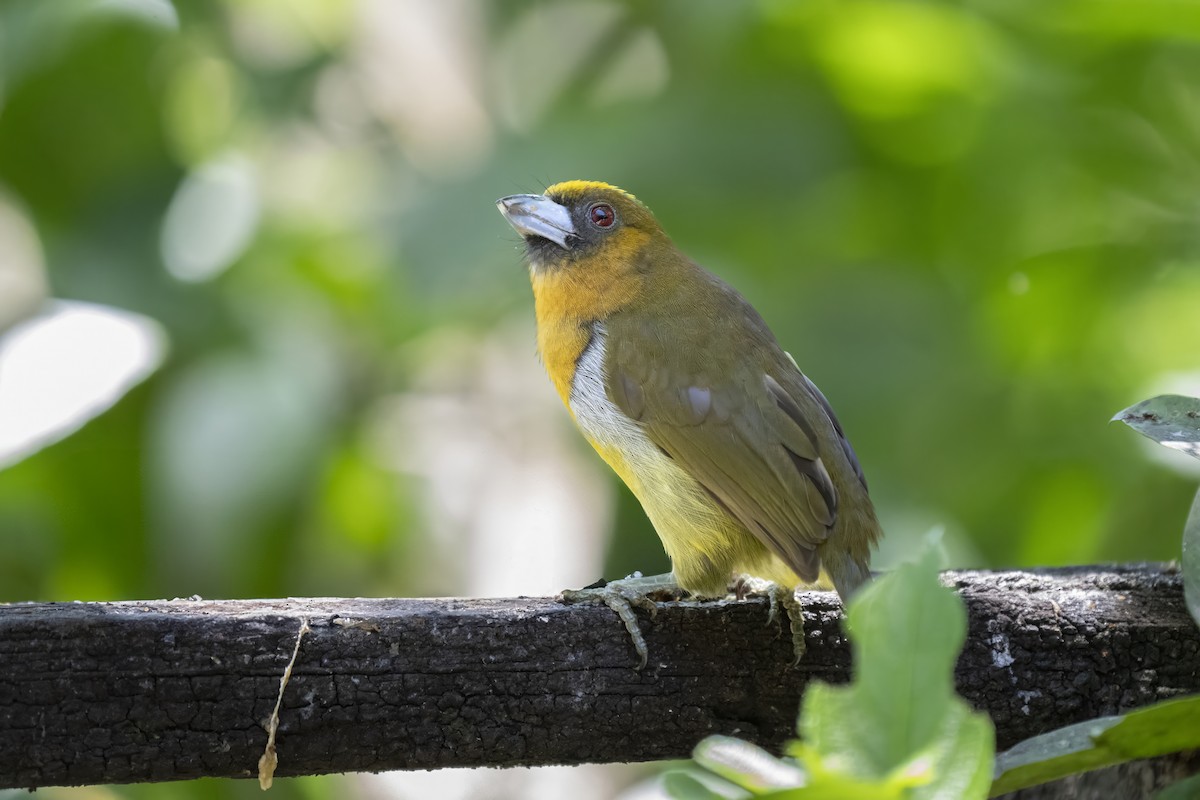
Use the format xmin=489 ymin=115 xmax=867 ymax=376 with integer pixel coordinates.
xmin=497 ymin=181 xmax=882 ymax=667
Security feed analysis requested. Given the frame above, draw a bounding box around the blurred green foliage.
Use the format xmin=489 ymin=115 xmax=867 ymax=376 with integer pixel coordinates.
xmin=2 ymin=0 xmax=1200 ymax=797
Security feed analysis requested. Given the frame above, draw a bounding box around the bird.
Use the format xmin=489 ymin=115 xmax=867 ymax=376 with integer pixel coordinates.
xmin=496 ymin=180 xmax=882 ymax=667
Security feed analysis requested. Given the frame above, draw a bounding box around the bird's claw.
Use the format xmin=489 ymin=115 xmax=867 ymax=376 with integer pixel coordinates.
xmin=732 ymin=577 xmax=807 ymax=667
xmin=561 ymin=573 xmax=679 ymax=669
xmin=561 ymin=585 xmax=649 ymax=669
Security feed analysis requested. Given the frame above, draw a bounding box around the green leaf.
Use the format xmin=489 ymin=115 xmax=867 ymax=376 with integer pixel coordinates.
xmin=1155 ymin=772 xmax=1200 ymax=800
xmin=791 ymin=542 xmax=994 ymax=799
xmin=756 ymin=701 xmax=992 ymax=800
xmin=801 ymin=546 xmax=969 ymax=774
xmin=991 ymin=715 xmax=1119 ymax=794
xmin=1185 ymin=488 xmax=1200 ymax=631
xmin=918 ymin=701 xmax=996 ymax=800
xmin=1115 ymin=394 xmax=1200 ymax=631
xmin=662 ymin=770 xmax=735 ymax=800
xmin=680 ymin=540 xmax=993 ymax=798
xmin=1113 ymin=394 xmax=1200 ymax=461
xmin=693 ymin=736 xmax=806 ymax=791
xmin=990 ymin=694 xmax=1200 ymax=796
xmin=783 ymin=696 xmax=992 ymax=800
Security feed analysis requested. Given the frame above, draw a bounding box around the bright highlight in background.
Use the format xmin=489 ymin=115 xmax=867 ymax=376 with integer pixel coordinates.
xmin=0 ymin=301 xmax=167 ymax=469
xmin=161 ymin=153 xmax=260 ymax=282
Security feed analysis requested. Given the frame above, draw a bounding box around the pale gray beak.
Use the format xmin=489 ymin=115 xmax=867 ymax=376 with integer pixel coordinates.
xmin=496 ymin=193 xmax=576 ymax=249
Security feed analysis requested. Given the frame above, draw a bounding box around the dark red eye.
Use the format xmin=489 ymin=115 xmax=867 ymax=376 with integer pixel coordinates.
xmin=589 ymin=203 xmax=616 ymax=228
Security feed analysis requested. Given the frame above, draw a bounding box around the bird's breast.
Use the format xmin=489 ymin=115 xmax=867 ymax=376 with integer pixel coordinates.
xmin=567 ymin=323 xmax=667 ymax=490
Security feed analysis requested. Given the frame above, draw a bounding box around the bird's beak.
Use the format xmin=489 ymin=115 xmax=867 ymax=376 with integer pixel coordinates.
xmin=496 ymin=194 xmax=576 ymax=249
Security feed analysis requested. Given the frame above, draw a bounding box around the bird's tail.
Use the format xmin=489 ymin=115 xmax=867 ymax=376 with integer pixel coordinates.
xmin=829 ymin=557 xmax=872 ymax=605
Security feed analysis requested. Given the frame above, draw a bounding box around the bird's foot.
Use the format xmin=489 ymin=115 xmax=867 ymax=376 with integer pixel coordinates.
xmin=731 ymin=576 xmax=807 ymax=667
xmin=560 ymin=572 xmax=681 ymax=670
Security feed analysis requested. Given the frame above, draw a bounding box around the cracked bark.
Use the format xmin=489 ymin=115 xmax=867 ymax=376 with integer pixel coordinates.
xmin=1 ymin=565 xmax=1198 ymax=797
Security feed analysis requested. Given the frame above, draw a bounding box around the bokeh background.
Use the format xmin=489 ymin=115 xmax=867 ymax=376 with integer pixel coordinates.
xmin=2 ymin=0 xmax=1200 ymax=798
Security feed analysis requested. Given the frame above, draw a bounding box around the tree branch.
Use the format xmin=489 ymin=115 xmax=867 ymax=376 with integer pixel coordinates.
xmin=1 ymin=565 xmax=1198 ymax=791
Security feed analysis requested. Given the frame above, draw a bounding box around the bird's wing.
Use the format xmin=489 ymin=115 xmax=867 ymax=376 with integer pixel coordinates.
xmin=605 ymin=328 xmax=841 ymax=584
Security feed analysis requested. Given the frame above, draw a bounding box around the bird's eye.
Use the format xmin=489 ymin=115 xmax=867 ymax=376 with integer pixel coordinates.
xmin=588 ymin=203 xmax=616 ymax=229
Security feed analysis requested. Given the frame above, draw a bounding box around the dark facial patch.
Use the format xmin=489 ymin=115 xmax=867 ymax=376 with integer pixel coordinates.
xmin=524 ymin=234 xmax=579 ymax=265
xmin=534 ymin=190 xmax=625 ymax=259
xmin=524 ymin=185 xmax=657 ymax=272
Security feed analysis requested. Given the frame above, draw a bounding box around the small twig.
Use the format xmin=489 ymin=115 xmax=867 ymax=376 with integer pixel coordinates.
xmin=258 ymin=617 xmax=310 ymax=790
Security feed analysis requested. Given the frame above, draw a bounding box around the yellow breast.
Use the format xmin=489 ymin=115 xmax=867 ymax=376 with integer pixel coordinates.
xmin=528 ymin=230 xmax=648 ymax=407
xmin=529 ymin=258 xmax=691 ymax=540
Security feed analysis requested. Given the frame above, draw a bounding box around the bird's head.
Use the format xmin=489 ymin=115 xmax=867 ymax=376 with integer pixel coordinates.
xmin=497 ymin=180 xmax=667 ymax=275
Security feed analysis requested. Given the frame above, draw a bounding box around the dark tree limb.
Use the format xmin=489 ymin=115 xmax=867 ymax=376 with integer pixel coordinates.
xmin=1 ymin=565 xmax=1198 ymax=792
